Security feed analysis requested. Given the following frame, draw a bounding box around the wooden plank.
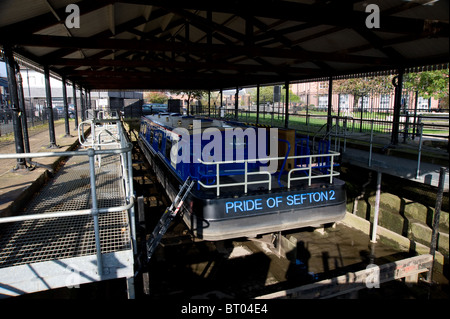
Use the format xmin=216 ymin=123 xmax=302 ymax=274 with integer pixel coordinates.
xmin=256 ymin=254 xmax=433 ymax=299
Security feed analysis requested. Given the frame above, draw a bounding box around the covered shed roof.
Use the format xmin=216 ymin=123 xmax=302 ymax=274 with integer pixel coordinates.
xmin=0 ymin=0 xmax=448 ymax=90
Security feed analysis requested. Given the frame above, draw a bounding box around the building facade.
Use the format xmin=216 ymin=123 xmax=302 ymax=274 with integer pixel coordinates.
xmin=291 ymin=81 xmax=439 ymax=115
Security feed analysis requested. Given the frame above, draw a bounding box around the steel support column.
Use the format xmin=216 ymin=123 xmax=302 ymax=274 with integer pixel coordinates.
xmin=284 ymin=80 xmax=289 ymax=128
xmin=208 ymin=90 xmax=211 ymax=117
xmin=235 ymin=86 xmax=239 ymax=120
xmin=62 ymin=77 xmax=71 ymax=137
xmin=220 ymin=89 xmax=223 ymax=118
xmin=80 ymin=87 xmax=85 ymax=121
xmin=15 ymin=63 xmax=30 ymax=154
xmin=256 ymin=84 xmax=260 ymax=124
xmin=44 ymin=66 xmax=58 ymax=148
xmin=391 ymin=68 xmax=404 ymax=145
xmin=85 ymin=88 xmax=89 ymax=114
xmin=426 ymin=167 xmax=447 ymax=283
xmin=72 ymin=83 xmax=79 ymax=130
xmin=326 ymin=76 xmax=333 ymax=134
xmin=4 ymin=46 xmax=26 ymax=168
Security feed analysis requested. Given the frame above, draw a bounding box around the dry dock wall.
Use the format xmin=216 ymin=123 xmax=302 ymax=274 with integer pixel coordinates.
xmin=341 ymin=164 xmax=449 ymax=271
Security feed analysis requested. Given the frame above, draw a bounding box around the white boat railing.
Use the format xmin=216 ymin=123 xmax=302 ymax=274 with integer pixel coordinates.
xmin=197 ymin=151 xmax=340 ymax=196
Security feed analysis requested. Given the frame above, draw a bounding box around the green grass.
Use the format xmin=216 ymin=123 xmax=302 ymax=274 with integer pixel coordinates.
xmin=235 ymin=111 xmax=449 ymax=136
xmin=0 ymin=119 xmax=67 ymax=143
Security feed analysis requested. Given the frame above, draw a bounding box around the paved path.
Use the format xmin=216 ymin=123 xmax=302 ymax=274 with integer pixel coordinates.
xmin=342 ymin=147 xmax=449 ymax=191
xmin=0 ymin=121 xmax=80 ymax=214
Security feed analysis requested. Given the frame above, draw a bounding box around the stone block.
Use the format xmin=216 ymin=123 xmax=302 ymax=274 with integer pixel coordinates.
xmin=404 ymin=200 xmax=449 ymax=232
xmin=409 ymin=221 xmax=431 ymax=247
xmin=437 ymin=232 xmax=449 ymax=255
xmin=378 ymin=210 xmax=405 ymax=235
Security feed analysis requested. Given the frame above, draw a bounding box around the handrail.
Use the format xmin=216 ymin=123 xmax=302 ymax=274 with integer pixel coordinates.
xmin=0 ymin=143 xmax=133 ymax=160
xmin=0 ymin=119 xmax=135 ymax=276
xmin=78 ymin=118 xmax=122 ymax=148
xmin=278 ymin=139 xmax=291 ymax=188
xmin=0 ymin=197 xmax=135 ymax=224
xmin=197 ymin=151 xmax=340 ymax=196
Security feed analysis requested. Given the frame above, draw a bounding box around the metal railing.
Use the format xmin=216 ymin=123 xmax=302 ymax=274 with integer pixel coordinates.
xmin=197 ymin=151 xmax=340 ymax=196
xmin=78 ymin=112 xmax=123 ymax=167
xmin=78 ymin=116 xmax=122 ymax=148
xmin=327 ymin=116 xmax=433 ymax=177
xmin=0 ymin=118 xmax=136 ymax=276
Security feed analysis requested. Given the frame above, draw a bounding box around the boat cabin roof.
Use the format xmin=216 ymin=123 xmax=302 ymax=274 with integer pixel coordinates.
xmin=144 ymin=113 xmax=244 ymax=132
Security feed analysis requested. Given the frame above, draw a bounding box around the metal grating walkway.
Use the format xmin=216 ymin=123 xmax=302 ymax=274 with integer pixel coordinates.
xmin=0 ymin=153 xmax=130 ymax=269
xmin=0 ymin=119 xmax=135 ymax=298
xmin=26 ymin=154 xmax=125 ymax=214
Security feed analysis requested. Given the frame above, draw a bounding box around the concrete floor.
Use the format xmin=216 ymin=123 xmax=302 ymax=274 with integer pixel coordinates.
xmin=143 ymin=222 xmax=421 ymax=299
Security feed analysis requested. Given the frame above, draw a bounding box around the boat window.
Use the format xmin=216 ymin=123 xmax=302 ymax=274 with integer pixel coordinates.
xmin=158 ymin=133 xmax=163 ymax=150
xmin=165 ymin=137 xmax=172 ymax=160
xmin=149 ymin=128 xmax=154 ymax=143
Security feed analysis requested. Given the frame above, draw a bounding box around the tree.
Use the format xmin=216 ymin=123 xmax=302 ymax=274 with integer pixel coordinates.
xmin=334 ymin=75 xmax=394 ymax=111
xmin=170 ymin=90 xmax=206 ymax=114
xmin=248 ymin=86 xmax=274 ymax=103
xmin=288 ymin=89 xmax=301 ymax=103
xmin=404 ymin=69 xmax=449 ymax=108
xmin=144 ymin=91 xmax=168 ymax=104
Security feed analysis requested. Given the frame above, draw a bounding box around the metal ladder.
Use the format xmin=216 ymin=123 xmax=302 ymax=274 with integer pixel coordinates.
xmin=146 ymin=177 xmax=195 ymax=262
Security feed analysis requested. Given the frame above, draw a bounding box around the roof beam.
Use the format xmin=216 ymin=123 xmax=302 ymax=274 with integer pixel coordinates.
xmin=0 ymin=1 xmax=114 ymax=38
xmin=37 ymin=16 xmax=148 ymax=63
xmin=165 ymin=8 xmax=246 ymax=43
xmin=49 ymin=57 xmax=321 ymax=75
xmin=7 ymin=35 xmax=392 ymax=65
xmin=67 ymin=71 xmax=282 ymax=90
xmin=67 ymin=69 xmax=282 ymax=82
xmin=112 ymin=0 xmax=449 ymax=35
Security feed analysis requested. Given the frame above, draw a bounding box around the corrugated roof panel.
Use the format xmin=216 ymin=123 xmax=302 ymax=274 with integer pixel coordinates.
xmin=281 ymin=24 xmax=335 ymax=45
xmin=391 ymin=37 xmax=450 ymax=59
xmin=23 ymin=46 xmax=61 ymax=57
xmin=67 ymin=6 xmax=111 ymax=38
xmin=113 ymin=3 xmax=148 ymax=26
xmin=299 ymin=28 xmax=369 ymax=53
xmin=0 ymin=0 xmax=49 ymax=28
xmin=35 ymin=23 xmax=68 ymax=37
xmin=390 ymin=0 xmax=449 ymax=20
xmin=0 ymin=0 xmax=83 ymax=28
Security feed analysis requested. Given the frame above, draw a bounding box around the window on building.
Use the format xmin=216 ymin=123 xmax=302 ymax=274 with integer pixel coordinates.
xmin=417 ymin=96 xmax=430 ymax=111
xmin=319 ymin=82 xmax=328 ymax=90
xmin=380 ymin=94 xmax=390 ymax=111
xmin=318 ymin=95 xmax=328 ymax=109
xmin=339 ymin=94 xmax=349 ymax=110
xmin=401 ymin=94 xmax=410 ymax=109
xmin=358 ymin=96 xmax=370 ymax=111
